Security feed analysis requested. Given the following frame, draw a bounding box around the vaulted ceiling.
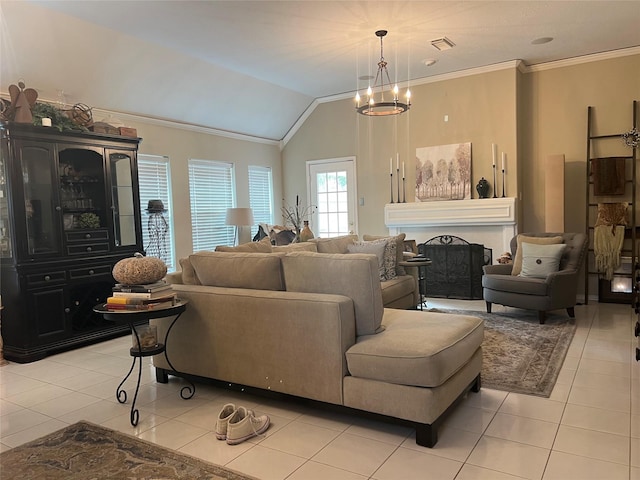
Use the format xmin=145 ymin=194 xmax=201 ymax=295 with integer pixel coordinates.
xmin=2 ymin=1 xmax=639 ymax=141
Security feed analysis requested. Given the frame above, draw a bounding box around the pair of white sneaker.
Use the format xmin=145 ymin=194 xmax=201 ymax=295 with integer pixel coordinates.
xmin=215 ymin=403 xmax=270 ymax=445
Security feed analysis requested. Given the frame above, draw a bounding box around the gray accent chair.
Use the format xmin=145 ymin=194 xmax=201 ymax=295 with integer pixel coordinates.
xmin=482 ymin=232 xmax=588 ymax=324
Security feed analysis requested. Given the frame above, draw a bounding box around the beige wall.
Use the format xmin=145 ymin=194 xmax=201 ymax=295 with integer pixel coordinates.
xmin=283 ymin=53 xmax=639 ymax=298
xmin=283 ymin=67 xmax=519 ymax=236
xmin=521 ymin=55 xmax=640 ymax=235
xmin=106 ymin=119 xmax=282 ymax=261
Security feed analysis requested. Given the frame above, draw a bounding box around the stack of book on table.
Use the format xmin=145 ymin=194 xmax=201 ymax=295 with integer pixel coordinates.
xmin=106 ymin=281 xmax=176 ymax=311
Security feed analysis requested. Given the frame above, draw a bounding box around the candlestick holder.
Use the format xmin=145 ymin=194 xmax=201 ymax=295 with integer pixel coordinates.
xmin=396 ymin=168 xmax=401 ymax=204
xmin=501 ymin=169 xmax=506 ymax=197
xmin=390 ymin=173 xmax=394 ymax=203
xmin=402 ymin=177 xmax=406 ymax=203
xmin=492 ymin=165 xmax=498 ymax=198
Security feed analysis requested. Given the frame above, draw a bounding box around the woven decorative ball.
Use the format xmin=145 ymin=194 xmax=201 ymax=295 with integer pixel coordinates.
xmin=68 ymin=103 xmax=93 ymax=127
xmin=112 ymin=253 xmax=167 ymax=285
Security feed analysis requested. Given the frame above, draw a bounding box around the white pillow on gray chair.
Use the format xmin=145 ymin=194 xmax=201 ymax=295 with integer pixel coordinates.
xmin=519 ymin=243 xmax=566 ymax=278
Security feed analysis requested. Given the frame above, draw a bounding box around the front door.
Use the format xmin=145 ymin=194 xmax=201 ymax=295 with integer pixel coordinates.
xmin=307 ymin=157 xmax=357 ymax=238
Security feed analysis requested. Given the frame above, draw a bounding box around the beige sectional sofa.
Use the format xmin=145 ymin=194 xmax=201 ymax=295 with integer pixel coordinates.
xmin=154 ymin=237 xmax=483 ymax=447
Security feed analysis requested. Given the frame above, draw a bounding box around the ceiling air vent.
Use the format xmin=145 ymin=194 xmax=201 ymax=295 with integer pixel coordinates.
xmin=431 ymin=37 xmax=455 ymax=51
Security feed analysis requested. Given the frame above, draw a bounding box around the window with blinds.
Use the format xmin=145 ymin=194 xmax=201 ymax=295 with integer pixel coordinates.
xmin=188 ymin=159 xmax=235 ymax=250
xmin=137 ymin=155 xmax=176 ymax=271
xmin=248 ymin=165 xmax=273 ymax=238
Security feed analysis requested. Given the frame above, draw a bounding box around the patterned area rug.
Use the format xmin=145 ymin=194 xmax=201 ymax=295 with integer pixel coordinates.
xmin=429 ymin=308 xmax=576 ymax=397
xmin=0 ymin=421 xmax=257 ymax=480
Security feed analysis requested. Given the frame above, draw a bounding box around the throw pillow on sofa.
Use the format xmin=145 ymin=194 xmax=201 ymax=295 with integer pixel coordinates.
xmin=347 ymin=239 xmax=387 ymax=280
xmin=310 ymin=234 xmax=358 ymax=253
xmin=363 ymin=233 xmax=406 ymax=276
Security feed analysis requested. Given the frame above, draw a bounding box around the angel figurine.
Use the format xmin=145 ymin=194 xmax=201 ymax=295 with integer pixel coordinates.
xmin=8 ymin=81 xmax=38 ymax=123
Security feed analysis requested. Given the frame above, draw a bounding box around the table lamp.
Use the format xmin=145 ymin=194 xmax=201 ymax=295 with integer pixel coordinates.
xmin=225 ymin=207 xmax=254 ymax=245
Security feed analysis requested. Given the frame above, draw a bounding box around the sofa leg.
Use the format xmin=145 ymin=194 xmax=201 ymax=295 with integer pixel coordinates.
xmin=567 ymin=307 xmax=575 ymax=318
xmin=471 ymin=374 xmax=481 ymax=393
xmin=415 ymin=423 xmax=437 ymax=448
xmin=486 ymin=301 xmax=492 ymax=313
xmin=412 ymin=373 xmax=481 ymax=448
xmin=155 ymin=367 xmax=169 ymax=383
xmin=538 ymin=311 xmax=546 ymax=324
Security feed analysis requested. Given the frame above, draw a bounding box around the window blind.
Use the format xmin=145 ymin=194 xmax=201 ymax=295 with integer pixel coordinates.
xmin=137 ymin=155 xmax=175 ymax=271
xmin=188 ymin=159 xmax=235 ymax=250
xmin=248 ymin=165 xmax=273 ymax=238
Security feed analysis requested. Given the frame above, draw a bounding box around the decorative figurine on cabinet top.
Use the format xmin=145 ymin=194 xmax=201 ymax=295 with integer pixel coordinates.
xmin=8 ymin=81 xmax=38 ymax=124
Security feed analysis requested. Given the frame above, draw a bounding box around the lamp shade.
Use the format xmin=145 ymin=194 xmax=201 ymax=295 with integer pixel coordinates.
xmin=225 ymin=207 xmax=254 ymax=226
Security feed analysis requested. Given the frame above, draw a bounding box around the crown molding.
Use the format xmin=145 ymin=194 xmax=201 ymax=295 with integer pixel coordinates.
xmin=281 ymin=99 xmax=319 ymax=149
xmin=0 ymin=95 xmax=280 ymax=146
xmin=522 ymin=46 xmax=640 ymax=73
xmin=88 ymin=107 xmax=281 ymax=146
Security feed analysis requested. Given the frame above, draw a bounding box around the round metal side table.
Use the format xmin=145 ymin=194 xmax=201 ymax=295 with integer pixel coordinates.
xmin=93 ymin=299 xmax=193 ymax=426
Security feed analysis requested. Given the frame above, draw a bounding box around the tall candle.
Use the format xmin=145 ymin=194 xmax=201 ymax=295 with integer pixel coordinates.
xmin=492 ymin=144 xmax=497 ymax=166
xmin=502 ymin=152 xmax=506 ymax=170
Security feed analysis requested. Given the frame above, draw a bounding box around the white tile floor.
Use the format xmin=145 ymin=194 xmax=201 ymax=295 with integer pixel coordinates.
xmin=1 ymin=299 xmax=638 ymax=480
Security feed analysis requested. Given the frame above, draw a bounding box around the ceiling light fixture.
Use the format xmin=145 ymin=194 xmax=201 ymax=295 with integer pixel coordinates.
xmin=531 ymin=37 xmax=554 ymax=45
xmin=355 ymin=30 xmax=410 ymax=117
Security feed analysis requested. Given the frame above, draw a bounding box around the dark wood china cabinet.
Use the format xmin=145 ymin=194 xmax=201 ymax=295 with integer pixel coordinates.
xmin=0 ymin=123 xmax=143 ymax=362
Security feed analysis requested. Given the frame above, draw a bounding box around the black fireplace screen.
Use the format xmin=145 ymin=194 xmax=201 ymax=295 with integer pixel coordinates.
xmin=418 ymin=235 xmax=492 ymax=300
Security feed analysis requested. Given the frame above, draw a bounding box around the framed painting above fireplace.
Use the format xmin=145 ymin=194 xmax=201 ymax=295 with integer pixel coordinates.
xmin=415 ymin=142 xmax=471 ymax=202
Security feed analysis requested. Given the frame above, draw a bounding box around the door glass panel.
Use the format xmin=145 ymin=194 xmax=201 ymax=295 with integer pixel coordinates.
xmin=110 ymin=152 xmax=137 ymax=247
xmin=21 ymin=145 xmax=59 ymax=255
xmin=0 ymin=145 xmax=11 ymax=257
xmin=58 ymin=147 xmax=105 ymax=231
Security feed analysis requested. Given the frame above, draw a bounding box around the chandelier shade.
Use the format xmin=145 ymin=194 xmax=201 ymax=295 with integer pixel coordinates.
xmin=356 ymin=30 xmax=411 ymax=117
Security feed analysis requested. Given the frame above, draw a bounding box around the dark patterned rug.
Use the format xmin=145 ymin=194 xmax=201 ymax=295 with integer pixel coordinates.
xmin=0 ymin=421 xmax=257 ymax=480
xmin=429 ymin=308 xmax=576 ymax=397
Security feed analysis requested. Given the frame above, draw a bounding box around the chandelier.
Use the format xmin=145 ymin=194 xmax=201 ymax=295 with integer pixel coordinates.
xmin=355 ymin=30 xmax=411 ymax=116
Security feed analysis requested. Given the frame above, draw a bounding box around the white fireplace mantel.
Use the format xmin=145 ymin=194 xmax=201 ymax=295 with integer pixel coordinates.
xmin=385 ymin=198 xmax=517 ymax=260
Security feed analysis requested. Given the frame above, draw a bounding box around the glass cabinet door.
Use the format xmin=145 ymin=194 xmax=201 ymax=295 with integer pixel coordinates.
xmin=0 ymin=140 xmax=11 ymax=258
xmin=109 ymin=151 xmax=138 ymax=247
xmin=58 ymin=146 xmax=106 ymax=231
xmin=18 ymin=141 xmax=63 ymax=256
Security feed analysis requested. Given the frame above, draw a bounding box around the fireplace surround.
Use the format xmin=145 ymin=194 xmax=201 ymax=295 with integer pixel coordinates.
xmin=385 ymin=197 xmax=517 ymax=259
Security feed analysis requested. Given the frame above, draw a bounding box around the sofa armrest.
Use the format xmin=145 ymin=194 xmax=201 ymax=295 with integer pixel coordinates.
xmin=483 ymin=264 xmax=513 ymax=275
xmin=165 ymin=271 xmax=183 ymax=285
xmin=546 ymin=269 xmax=580 ymax=297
